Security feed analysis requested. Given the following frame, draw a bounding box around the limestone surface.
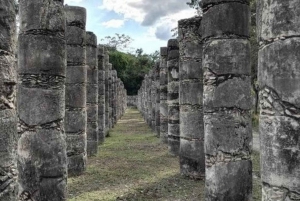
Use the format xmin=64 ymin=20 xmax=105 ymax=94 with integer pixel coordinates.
xmin=202 ymin=1 xmax=252 ymax=200
xmin=258 ymin=0 xmax=300 ymax=199
xmin=86 ymin=32 xmax=98 ymax=156
xmin=167 ymin=39 xmax=180 ymax=156
xmin=178 ymin=17 xmax=205 ymax=179
xmin=18 ymin=1 xmax=67 ymax=200
xmin=65 ymin=6 xmax=87 ymax=176
xmin=0 ymin=1 xmax=17 ymax=200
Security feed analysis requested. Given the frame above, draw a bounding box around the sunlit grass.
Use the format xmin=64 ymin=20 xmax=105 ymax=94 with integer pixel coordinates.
xmin=68 ymin=108 xmax=204 ymax=201
xmin=68 ymin=108 xmax=261 ymax=201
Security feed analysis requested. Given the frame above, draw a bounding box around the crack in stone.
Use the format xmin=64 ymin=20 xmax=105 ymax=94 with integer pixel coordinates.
xmin=202 ymin=35 xmax=249 ymax=43
xmin=262 ymin=182 xmax=300 ymax=200
xmin=0 ymin=83 xmax=16 ymax=110
xmin=206 ymin=150 xmax=251 ymax=167
xmin=67 ymin=21 xmax=85 ymax=30
xmin=201 ymin=0 xmax=250 ymax=12
xmin=259 ymin=35 xmax=300 ymax=49
xmin=19 ymin=74 xmax=64 ymax=89
xmin=204 ymin=106 xmax=251 ymax=114
xmin=0 ymin=49 xmax=12 ymax=56
xmin=65 ymin=107 xmax=85 ymax=111
xmin=0 ymin=165 xmax=17 ymax=197
xmin=17 ymin=118 xmax=63 ymax=134
xmin=204 ymin=68 xmax=249 ymax=87
xmin=67 ymin=61 xmax=86 ymax=66
xmin=260 ymin=87 xmax=300 ymax=120
xmin=20 ymin=29 xmax=64 ymax=39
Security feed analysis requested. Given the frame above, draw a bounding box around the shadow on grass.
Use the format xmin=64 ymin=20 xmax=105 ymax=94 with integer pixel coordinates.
xmin=116 ymin=173 xmax=204 ymax=201
xmin=68 ymin=108 xmax=261 ymax=201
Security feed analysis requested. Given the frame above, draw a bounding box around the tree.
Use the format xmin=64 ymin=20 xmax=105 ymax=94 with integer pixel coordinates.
xmin=101 ymin=33 xmax=133 ymax=52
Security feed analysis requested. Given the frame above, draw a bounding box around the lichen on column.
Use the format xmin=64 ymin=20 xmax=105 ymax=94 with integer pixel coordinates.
xmin=160 ymin=47 xmax=168 ymax=144
xmin=97 ymin=45 xmax=105 ymax=144
xmin=86 ymin=31 xmax=98 ymax=156
xmin=0 ymin=1 xmax=18 ymax=200
xmin=257 ymin=0 xmax=300 ymax=199
xmin=18 ymin=0 xmax=67 ymax=200
xmin=178 ymin=17 xmax=205 ymax=180
xmin=201 ymin=0 xmax=252 ymax=200
xmin=167 ymin=39 xmax=180 ymax=156
xmin=65 ymin=6 xmax=87 ymax=176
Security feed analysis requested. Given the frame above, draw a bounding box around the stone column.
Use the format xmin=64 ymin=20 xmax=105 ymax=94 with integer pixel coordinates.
xmin=257 ymin=0 xmax=300 ymax=199
xmin=108 ymin=64 xmax=113 ymax=129
xmin=160 ymin=47 xmax=168 ymax=144
xmin=155 ymin=61 xmax=160 ymax=137
xmin=18 ymin=0 xmax=67 ymax=200
xmin=112 ymin=70 xmax=117 ymax=126
xmin=201 ymin=0 xmax=252 ymax=200
xmin=144 ymin=75 xmax=149 ymax=122
xmin=104 ymin=52 xmax=110 ymax=136
xmin=117 ymin=78 xmax=121 ymax=120
xmin=151 ymin=69 xmax=156 ymax=131
xmin=167 ymin=39 xmax=180 ymax=156
xmin=65 ymin=6 xmax=87 ymax=176
xmin=0 ymin=1 xmax=17 ymax=200
xmin=86 ymin=32 xmax=98 ymax=156
xmin=148 ymin=71 xmax=153 ymax=127
xmin=178 ymin=17 xmax=205 ymax=179
xmin=97 ymin=45 xmax=105 ymax=144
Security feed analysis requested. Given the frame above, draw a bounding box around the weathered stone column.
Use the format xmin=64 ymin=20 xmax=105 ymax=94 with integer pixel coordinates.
xmin=117 ymin=78 xmax=122 ymax=120
xmin=178 ymin=17 xmax=205 ymax=179
xmin=151 ymin=69 xmax=156 ymax=131
xmin=86 ymin=32 xmax=98 ymax=156
xmin=0 ymin=1 xmax=17 ymax=200
xmin=160 ymin=47 xmax=168 ymax=144
xmin=65 ymin=6 xmax=87 ymax=176
xmin=144 ymin=74 xmax=149 ymax=122
xmin=112 ymin=70 xmax=117 ymax=126
xmin=104 ymin=52 xmax=110 ymax=136
xmin=146 ymin=72 xmax=152 ymax=126
xmin=257 ymin=0 xmax=300 ymax=199
xmin=18 ymin=0 xmax=67 ymax=200
xmin=167 ymin=39 xmax=180 ymax=156
xmin=155 ymin=61 xmax=160 ymax=137
xmin=97 ymin=45 xmax=105 ymax=144
xmin=201 ymin=0 xmax=252 ymax=200
xmin=108 ymin=64 xmax=113 ymax=129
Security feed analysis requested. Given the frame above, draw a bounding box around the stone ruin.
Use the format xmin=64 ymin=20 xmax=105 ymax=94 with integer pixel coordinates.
xmin=137 ymin=0 xmax=300 ymax=200
xmin=0 ymin=1 xmax=127 ymax=200
xmin=257 ymin=0 xmax=300 ymax=199
xmin=0 ymin=0 xmax=299 ymax=200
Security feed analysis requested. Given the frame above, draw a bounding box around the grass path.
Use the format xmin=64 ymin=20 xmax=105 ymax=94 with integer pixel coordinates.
xmin=68 ymin=108 xmax=261 ymax=201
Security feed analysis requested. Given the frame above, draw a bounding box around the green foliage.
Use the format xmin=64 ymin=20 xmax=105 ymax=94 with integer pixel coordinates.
xmin=108 ymin=49 xmax=154 ymax=95
xmin=101 ymin=33 xmax=157 ymax=95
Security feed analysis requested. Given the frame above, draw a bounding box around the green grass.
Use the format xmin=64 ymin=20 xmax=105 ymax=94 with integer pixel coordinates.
xmin=68 ymin=108 xmax=204 ymax=201
xmin=252 ymin=151 xmax=262 ymax=201
xmin=68 ymin=108 xmax=261 ymax=201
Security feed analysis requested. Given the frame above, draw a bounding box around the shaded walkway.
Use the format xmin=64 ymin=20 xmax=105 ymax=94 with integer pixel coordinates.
xmin=68 ymin=108 xmax=204 ymax=201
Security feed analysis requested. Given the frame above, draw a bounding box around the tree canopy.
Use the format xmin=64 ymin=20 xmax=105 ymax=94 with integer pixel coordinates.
xmin=107 ymin=48 xmax=156 ymax=95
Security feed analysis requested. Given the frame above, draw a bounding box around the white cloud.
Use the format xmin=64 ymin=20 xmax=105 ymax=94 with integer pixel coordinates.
xmin=65 ymin=0 xmax=83 ymax=4
xmin=99 ymin=0 xmax=145 ymax=22
xmin=101 ymin=19 xmax=125 ymax=28
xmin=99 ymin=0 xmax=195 ymax=41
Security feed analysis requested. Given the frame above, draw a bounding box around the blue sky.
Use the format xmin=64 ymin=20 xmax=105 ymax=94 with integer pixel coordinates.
xmin=65 ymin=0 xmax=196 ymax=54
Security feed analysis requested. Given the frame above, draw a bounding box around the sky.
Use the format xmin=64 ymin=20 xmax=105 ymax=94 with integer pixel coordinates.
xmin=64 ymin=0 xmax=197 ymax=54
